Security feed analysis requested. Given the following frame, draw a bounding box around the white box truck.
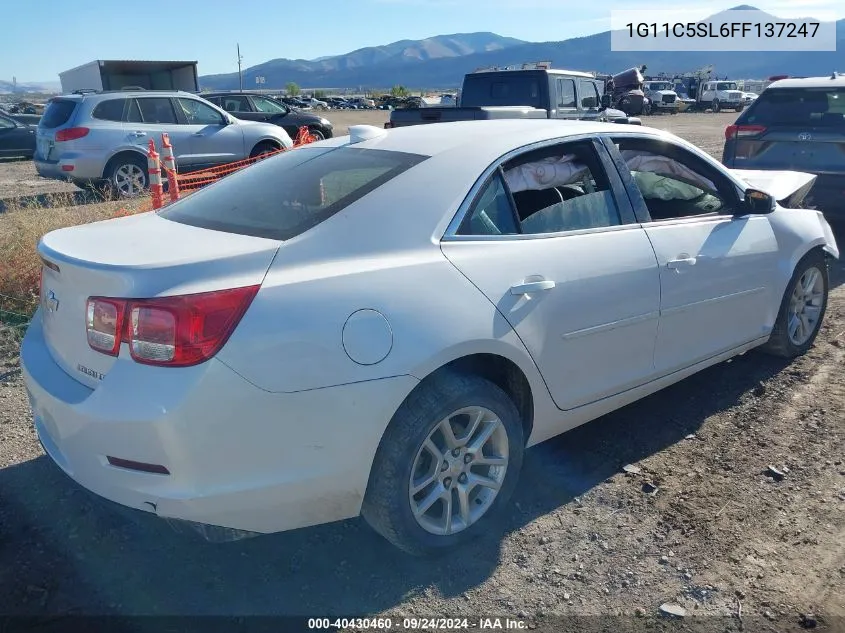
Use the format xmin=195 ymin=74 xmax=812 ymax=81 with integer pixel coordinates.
xmin=59 ymin=60 xmax=199 ymax=94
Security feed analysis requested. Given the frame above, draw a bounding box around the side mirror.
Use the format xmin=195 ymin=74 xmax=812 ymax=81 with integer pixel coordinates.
xmin=600 ymin=94 xmax=612 ymax=110
xmin=742 ymin=188 xmax=775 ymax=214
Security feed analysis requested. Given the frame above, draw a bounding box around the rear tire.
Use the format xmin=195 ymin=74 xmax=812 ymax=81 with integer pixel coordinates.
xmin=761 ymin=250 xmax=829 ymax=358
xmin=105 ymin=154 xmax=148 ymax=198
xmin=361 ymin=371 xmax=524 ymax=556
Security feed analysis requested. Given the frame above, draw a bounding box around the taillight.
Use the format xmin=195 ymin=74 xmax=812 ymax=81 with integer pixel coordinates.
xmin=86 ymin=298 xmax=125 ymax=356
xmin=55 ymin=127 xmax=90 ymax=142
xmin=85 ymin=286 xmax=259 ymax=367
xmin=725 ymin=124 xmax=766 ymax=140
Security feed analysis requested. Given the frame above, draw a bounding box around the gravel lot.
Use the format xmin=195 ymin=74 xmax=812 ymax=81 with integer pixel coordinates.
xmin=1 ymin=111 xmax=843 ymax=632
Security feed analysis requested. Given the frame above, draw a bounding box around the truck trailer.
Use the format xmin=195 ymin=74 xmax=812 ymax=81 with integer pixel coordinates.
xmin=59 ymin=60 xmax=199 ymax=94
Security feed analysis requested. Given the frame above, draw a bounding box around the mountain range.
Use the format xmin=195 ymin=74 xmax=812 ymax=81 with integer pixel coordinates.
xmin=0 ymin=79 xmax=61 ymax=94
xmin=199 ymin=7 xmax=844 ymax=90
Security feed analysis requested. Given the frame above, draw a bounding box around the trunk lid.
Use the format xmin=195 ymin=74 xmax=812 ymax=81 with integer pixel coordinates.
xmin=732 ymin=126 xmax=845 ymax=173
xmin=730 ymin=86 xmax=845 ymax=172
xmin=37 ymin=212 xmax=280 ymax=389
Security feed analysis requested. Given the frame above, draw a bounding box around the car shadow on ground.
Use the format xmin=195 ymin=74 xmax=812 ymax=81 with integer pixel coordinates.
xmin=0 ymin=348 xmax=796 ymax=617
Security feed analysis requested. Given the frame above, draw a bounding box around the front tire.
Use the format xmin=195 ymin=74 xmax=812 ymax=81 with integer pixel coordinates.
xmin=307 ymin=127 xmax=325 ymax=141
xmin=761 ymin=250 xmax=829 ymax=358
xmin=361 ymin=371 xmax=524 ymax=556
xmin=249 ymin=141 xmax=279 ymax=159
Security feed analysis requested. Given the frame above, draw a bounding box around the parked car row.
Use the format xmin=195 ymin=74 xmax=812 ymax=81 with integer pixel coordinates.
xmin=33 ymin=90 xmax=295 ymax=196
xmin=273 ymin=95 xmax=377 ymax=110
xmin=0 ymin=111 xmax=36 ymax=159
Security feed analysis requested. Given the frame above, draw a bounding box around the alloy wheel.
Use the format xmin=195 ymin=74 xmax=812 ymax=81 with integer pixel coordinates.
xmin=788 ymin=266 xmax=825 ymax=346
xmin=408 ymin=406 xmax=509 ymax=536
xmin=113 ymin=164 xmax=146 ymax=197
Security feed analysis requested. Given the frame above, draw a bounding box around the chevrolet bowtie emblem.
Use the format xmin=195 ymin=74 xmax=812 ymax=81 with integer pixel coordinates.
xmin=46 ymin=290 xmax=59 ymax=313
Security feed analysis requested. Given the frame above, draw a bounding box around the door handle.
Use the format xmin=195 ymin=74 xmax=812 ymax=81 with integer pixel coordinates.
xmin=192 ymin=132 xmax=205 ymax=137
xmin=667 ymin=257 xmax=697 ymax=269
xmin=130 ymin=131 xmax=146 ymax=137
xmin=510 ymin=280 xmax=556 ymax=295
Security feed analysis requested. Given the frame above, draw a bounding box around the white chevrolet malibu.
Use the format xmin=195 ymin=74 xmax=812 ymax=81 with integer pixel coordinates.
xmin=22 ymin=120 xmax=839 ymax=555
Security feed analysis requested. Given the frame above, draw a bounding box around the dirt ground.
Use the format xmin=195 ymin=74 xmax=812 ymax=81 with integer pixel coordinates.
xmin=1 ymin=111 xmax=843 ymax=632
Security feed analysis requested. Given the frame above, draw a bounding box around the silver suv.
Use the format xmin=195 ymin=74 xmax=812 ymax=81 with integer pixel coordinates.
xmin=35 ymin=90 xmax=294 ymax=196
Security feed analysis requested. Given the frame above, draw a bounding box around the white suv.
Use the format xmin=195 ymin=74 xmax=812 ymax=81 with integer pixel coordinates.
xmin=35 ymin=90 xmax=293 ymax=196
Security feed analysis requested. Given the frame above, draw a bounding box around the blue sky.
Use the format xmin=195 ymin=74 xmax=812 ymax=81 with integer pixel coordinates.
xmin=1 ymin=0 xmax=841 ymax=81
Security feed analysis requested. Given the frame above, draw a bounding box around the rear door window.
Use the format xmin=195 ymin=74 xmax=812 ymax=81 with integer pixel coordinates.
xmin=91 ymin=99 xmax=126 ymax=122
xmin=219 ymin=95 xmax=250 ymax=112
xmin=744 ymin=88 xmax=845 ymax=128
xmin=558 ymin=79 xmax=576 ymax=109
xmin=136 ymin=98 xmax=177 ymax=124
xmin=126 ymin=99 xmax=143 ymax=123
xmin=40 ymin=99 xmax=77 ymax=128
xmin=159 ymin=147 xmax=428 ymax=240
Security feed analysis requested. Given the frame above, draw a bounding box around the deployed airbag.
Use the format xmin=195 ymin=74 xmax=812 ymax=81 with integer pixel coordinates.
xmin=505 ymin=155 xmax=588 ymax=193
xmin=620 ymin=150 xmax=717 ymax=193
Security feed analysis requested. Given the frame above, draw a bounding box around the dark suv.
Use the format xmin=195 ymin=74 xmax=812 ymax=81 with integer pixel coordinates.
xmin=722 ymin=75 xmax=845 ymax=220
xmin=203 ymin=92 xmax=334 ymax=140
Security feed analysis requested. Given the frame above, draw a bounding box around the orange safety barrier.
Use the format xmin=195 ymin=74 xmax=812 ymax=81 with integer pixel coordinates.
xmin=173 ymin=125 xmax=317 ymax=193
xmin=160 ymin=133 xmax=180 ymax=203
xmin=147 ymin=139 xmax=164 ymax=210
xmin=147 ymin=126 xmax=317 ymax=199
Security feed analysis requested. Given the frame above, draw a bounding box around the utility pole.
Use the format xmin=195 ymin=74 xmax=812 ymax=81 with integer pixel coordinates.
xmin=237 ymin=44 xmax=244 ymax=93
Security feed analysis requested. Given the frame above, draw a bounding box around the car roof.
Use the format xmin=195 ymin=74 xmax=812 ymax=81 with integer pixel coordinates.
xmin=325 ymin=119 xmax=667 ymax=163
xmin=55 ymin=90 xmax=199 ymax=101
xmin=767 ymin=75 xmax=845 ymax=89
xmin=203 ymin=92 xmax=271 ymax=96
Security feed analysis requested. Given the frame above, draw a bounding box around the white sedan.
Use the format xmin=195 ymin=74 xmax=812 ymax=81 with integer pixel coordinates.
xmin=22 ymin=120 xmax=839 ymax=555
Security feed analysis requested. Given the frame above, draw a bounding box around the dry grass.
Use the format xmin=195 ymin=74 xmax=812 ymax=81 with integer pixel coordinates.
xmin=0 ymin=196 xmax=152 ymax=322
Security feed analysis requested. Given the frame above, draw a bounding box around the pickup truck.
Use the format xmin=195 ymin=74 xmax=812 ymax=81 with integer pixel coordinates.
xmin=387 ymin=66 xmax=641 ymax=128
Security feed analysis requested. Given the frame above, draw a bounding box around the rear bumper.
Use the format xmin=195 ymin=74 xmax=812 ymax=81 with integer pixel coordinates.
xmin=21 ymin=312 xmax=418 ymax=536
xmin=34 ymin=153 xmax=104 ymax=182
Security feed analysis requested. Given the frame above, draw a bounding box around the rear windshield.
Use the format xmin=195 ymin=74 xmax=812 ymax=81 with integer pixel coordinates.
xmin=461 ymin=72 xmax=545 ymax=108
xmin=159 ymin=146 xmax=428 ymax=240
xmin=40 ymin=99 xmax=77 ymax=128
xmin=743 ymin=88 xmax=845 ymax=127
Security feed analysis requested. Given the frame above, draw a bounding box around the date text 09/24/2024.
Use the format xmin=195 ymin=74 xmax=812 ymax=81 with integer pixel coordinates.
xmin=625 ymin=21 xmax=820 ymax=39
xmin=307 ymin=617 xmax=528 ymax=630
